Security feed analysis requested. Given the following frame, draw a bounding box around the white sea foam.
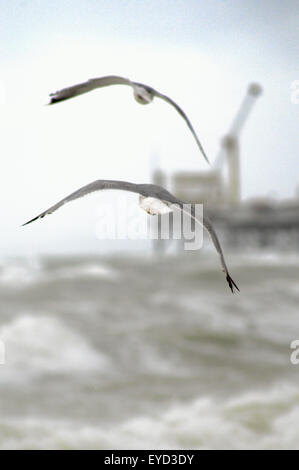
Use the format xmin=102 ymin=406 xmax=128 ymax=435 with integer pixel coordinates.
xmin=0 ymin=259 xmax=118 ymax=287
xmin=230 ymin=251 xmax=299 ymax=268
xmin=0 ymin=258 xmax=43 ymax=286
xmin=0 ymin=384 xmax=299 ymax=449
xmin=0 ymin=315 xmax=108 ymax=382
xmin=53 ymin=263 xmax=118 ymax=281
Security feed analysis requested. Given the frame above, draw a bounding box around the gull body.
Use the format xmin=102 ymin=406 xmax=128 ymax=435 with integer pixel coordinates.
xmin=133 ymin=85 xmax=154 ymax=105
xmin=139 ymin=196 xmax=172 ymax=215
xmin=23 ymin=180 xmax=238 ymax=293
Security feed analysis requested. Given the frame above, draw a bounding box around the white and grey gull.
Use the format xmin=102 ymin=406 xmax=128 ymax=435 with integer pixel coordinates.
xmin=48 ymin=75 xmax=210 ymax=165
xmin=23 ymin=179 xmax=239 ymax=293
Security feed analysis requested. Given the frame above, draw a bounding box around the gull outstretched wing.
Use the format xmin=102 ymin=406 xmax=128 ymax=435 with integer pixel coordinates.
xmin=152 ymin=89 xmax=210 ymax=165
xmin=22 ymin=180 xmax=141 ymax=225
xmin=49 ymin=75 xmax=131 ymax=104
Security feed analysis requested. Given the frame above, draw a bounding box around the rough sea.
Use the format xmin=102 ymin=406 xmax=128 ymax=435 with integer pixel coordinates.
xmin=0 ymin=251 xmax=299 ymax=449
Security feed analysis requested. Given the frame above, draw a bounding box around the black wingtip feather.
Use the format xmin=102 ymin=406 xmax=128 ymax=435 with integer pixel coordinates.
xmin=226 ymin=273 xmax=240 ymax=294
xmin=48 ymin=97 xmax=59 ymax=105
xmin=48 ymin=95 xmax=70 ymax=105
xmin=22 ymin=215 xmax=42 ymax=226
xmin=200 ymin=150 xmax=210 ymax=166
xmin=204 ymin=153 xmax=211 ymax=166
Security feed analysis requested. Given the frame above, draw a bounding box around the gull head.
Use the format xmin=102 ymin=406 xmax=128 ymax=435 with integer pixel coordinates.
xmin=133 ymin=85 xmax=154 ymax=105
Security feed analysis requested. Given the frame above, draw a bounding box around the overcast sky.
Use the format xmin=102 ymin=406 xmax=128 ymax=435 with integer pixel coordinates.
xmin=0 ymin=0 xmax=298 ymax=255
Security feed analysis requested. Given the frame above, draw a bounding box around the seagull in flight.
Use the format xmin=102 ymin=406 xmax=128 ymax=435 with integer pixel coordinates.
xmin=23 ymin=180 xmax=238 ymax=293
xmin=48 ymin=75 xmax=210 ymax=165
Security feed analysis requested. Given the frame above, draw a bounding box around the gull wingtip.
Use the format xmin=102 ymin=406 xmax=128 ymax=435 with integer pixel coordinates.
xmin=200 ymin=148 xmax=211 ymax=166
xmin=226 ymin=273 xmax=240 ymax=294
xmin=203 ymin=150 xmax=211 ymax=166
xmin=21 ymin=215 xmax=40 ymax=227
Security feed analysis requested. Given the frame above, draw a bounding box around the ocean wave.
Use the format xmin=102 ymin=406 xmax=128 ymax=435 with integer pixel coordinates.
xmin=0 ymin=384 xmax=299 ymax=449
xmin=229 ymin=251 xmax=299 ymax=268
xmin=0 ymin=259 xmax=118 ymax=287
xmin=53 ymin=263 xmax=118 ymax=281
xmin=0 ymin=315 xmax=108 ymax=383
xmin=0 ymin=258 xmax=43 ymax=287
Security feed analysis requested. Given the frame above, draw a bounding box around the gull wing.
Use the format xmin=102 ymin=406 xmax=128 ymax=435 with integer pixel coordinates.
xmin=202 ymin=214 xmax=239 ymax=293
xmin=177 ymin=203 xmax=239 ymax=293
xmin=48 ymin=75 xmax=131 ymax=104
xmin=22 ymin=180 xmax=141 ymax=226
xmin=152 ymin=89 xmax=210 ymax=165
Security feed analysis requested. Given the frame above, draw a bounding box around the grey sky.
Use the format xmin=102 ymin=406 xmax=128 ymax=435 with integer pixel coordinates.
xmin=0 ymin=0 xmax=298 ymax=255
